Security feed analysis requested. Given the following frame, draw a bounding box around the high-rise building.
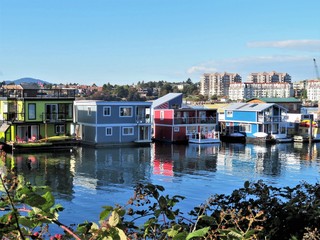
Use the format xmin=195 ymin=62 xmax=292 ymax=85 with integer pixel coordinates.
xmin=200 ymin=72 xmax=241 ymax=98
xmin=248 ymin=71 xmax=291 ymax=83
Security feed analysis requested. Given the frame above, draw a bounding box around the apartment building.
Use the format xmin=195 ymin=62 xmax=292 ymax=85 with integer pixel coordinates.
xmin=200 ymin=72 xmax=241 ymax=98
xmin=248 ymin=71 xmax=291 ymax=83
xmin=306 ymin=80 xmax=320 ymax=101
xmin=228 ymin=82 xmax=245 ymax=101
xmin=243 ymin=82 xmax=293 ymax=100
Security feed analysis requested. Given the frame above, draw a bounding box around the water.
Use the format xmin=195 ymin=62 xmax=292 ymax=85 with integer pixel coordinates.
xmin=2 ymin=141 xmax=320 ymax=231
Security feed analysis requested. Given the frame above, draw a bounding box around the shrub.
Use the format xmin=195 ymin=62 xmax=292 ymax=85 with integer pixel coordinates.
xmin=1 ymin=166 xmax=320 ymax=239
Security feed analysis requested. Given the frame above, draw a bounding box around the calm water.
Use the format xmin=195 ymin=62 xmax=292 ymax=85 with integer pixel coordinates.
xmin=2 ymin=141 xmax=320 ymax=230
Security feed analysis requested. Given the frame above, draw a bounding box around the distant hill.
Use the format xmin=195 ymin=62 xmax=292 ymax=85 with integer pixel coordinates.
xmin=4 ymin=77 xmax=50 ymax=85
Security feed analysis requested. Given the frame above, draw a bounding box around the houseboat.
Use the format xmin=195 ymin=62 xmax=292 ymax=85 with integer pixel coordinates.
xmin=74 ymin=100 xmax=152 ymax=147
xmin=219 ymin=103 xmax=289 ymax=143
xmin=293 ymin=115 xmax=320 ymax=142
xmin=0 ymin=84 xmax=78 ymax=152
xmin=152 ymin=93 xmax=220 ymax=143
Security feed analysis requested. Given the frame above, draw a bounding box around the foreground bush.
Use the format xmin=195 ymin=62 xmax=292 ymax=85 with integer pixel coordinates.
xmin=1 ymin=166 xmax=320 ymax=239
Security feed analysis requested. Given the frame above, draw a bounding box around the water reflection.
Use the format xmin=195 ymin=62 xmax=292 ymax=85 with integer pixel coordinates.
xmin=152 ymin=143 xmax=219 ymax=177
xmin=6 ymin=142 xmax=320 ymax=194
xmin=6 ymin=152 xmax=74 ymax=199
xmin=3 ymin=142 xmax=320 ymax=227
xmin=74 ymin=146 xmax=152 ymax=189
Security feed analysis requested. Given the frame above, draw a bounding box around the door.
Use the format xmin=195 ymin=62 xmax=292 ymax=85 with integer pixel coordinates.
xmin=139 ymin=126 xmax=150 ymax=141
xmin=46 ymin=104 xmax=58 ymax=121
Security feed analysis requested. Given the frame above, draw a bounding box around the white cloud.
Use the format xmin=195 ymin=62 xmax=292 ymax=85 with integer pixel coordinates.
xmin=187 ymin=65 xmax=217 ymax=74
xmin=247 ymin=40 xmax=320 ymax=52
xmin=186 ymin=54 xmax=318 ymax=81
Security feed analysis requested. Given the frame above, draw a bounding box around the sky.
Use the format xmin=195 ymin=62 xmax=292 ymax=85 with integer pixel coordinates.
xmin=0 ymin=0 xmax=320 ymax=86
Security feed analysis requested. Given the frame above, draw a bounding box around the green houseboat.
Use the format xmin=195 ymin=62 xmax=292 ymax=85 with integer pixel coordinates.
xmin=0 ymin=83 xmax=79 ymax=152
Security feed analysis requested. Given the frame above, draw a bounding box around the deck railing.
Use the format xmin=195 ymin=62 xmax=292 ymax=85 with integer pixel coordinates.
xmin=174 ymin=117 xmax=217 ymax=125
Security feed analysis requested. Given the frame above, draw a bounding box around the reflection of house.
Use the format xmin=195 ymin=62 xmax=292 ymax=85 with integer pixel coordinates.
xmin=220 ymin=103 xmax=289 ymax=142
xmin=74 ymin=100 xmax=152 ymax=146
xmin=152 ymin=93 xmax=219 ymax=143
xmin=0 ymin=85 xmax=75 ymax=143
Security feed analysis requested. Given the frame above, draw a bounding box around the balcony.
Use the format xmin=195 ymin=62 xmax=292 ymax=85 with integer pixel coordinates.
xmin=3 ymin=112 xmax=25 ymax=122
xmin=173 ymin=116 xmax=217 ymax=125
xmin=136 ymin=116 xmax=151 ymax=124
xmin=43 ymin=112 xmax=73 ymax=123
xmin=0 ymin=88 xmax=76 ymax=99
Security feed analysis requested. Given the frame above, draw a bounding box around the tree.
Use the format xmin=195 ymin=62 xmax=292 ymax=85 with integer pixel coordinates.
xmin=186 ymin=78 xmax=192 ymax=84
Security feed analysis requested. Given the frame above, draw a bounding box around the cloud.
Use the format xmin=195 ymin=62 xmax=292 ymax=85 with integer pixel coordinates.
xmin=186 ymin=54 xmax=318 ymax=81
xmin=247 ymin=40 xmax=320 ymax=52
xmin=187 ymin=65 xmax=217 ymax=74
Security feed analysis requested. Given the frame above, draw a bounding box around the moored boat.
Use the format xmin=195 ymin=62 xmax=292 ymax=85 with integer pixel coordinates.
xmin=220 ymin=132 xmax=246 ymax=143
xmin=188 ymin=132 xmax=220 ymax=144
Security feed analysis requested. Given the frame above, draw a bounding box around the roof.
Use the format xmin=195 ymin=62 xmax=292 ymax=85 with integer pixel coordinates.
xmin=74 ymin=100 xmax=152 ymax=106
xmin=247 ymin=97 xmax=302 ymax=103
xmin=203 ymin=103 xmax=229 ymax=113
xmin=225 ymin=103 xmax=287 ymax=112
xmin=151 ymin=93 xmax=183 ymax=108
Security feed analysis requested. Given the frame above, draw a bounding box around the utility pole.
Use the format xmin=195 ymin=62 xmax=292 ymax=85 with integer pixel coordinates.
xmin=313 ymin=58 xmax=320 ymax=80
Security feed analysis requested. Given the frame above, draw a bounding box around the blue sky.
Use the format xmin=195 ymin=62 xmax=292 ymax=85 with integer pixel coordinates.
xmin=1 ymin=0 xmax=319 ymax=86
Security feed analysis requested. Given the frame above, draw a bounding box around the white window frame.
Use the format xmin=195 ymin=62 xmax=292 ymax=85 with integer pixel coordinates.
xmin=122 ymin=127 xmax=134 ymax=135
xmin=105 ymin=127 xmax=112 ymax=136
xmin=103 ymin=106 xmax=111 ymax=116
xmin=55 ymin=124 xmax=65 ymax=134
xmin=28 ymin=103 xmax=36 ymax=120
xmin=239 ymin=124 xmax=251 ymax=133
xmin=120 ymin=106 xmax=133 ymax=117
xmin=226 ymin=110 xmax=233 ymax=117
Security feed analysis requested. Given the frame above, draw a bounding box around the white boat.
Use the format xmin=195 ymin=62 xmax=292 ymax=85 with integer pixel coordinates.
xmin=188 ymin=132 xmax=220 ymax=144
xmin=276 ymin=138 xmax=293 ymax=143
xmin=253 ymin=132 xmax=268 ymax=138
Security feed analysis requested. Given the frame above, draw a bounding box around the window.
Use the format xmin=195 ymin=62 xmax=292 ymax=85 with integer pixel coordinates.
xmin=28 ymin=103 xmax=36 ymax=120
xmin=120 ymin=107 xmax=132 ymax=117
xmin=123 ymin=127 xmax=134 ymax=135
xmin=105 ymin=127 xmax=112 ymax=136
xmin=174 ymin=127 xmax=179 ymax=132
xmin=58 ymin=103 xmax=73 ymax=119
xmin=103 ymin=106 xmax=111 ymax=116
xmin=239 ymin=124 xmax=251 ymax=133
xmin=55 ymin=124 xmax=65 ymax=134
xmin=226 ymin=111 xmax=233 ymax=117
xmin=46 ymin=104 xmax=58 ymax=121
xmin=88 ymin=107 xmax=91 ymax=116
xmin=160 ymin=110 xmax=164 ymax=120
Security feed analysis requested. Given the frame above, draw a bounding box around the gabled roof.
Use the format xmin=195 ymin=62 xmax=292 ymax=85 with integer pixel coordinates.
xmin=247 ymin=97 xmax=301 ymax=103
xmin=225 ymin=103 xmax=287 ymax=112
xmin=152 ymin=93 xmax=183 ymax=109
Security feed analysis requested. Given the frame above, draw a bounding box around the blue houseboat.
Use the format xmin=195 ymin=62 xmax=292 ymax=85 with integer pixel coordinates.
xmin=220 ymin=103 xmax=289 ymax=143
xmin=74 ymin=100 xmax=152 ymax=147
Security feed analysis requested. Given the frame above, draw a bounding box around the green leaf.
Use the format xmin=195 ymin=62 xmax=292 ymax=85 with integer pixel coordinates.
xmin=173 ymin=232 xmax=188 ymax=240
xmin=186 ymin=227 xmax=210 ymax=240
xmin=165 ymin=227 xmax=179 ymax=237
xmin=18 ymin=216 xmax=39 ymax=228
xmin=100 ymin=206 xmax=113 ymax=220
xmin=40 ymin=191 xmax=55 ymax=210
xmin=24 ymin=193 xmax=46 ymax=207
xmin=159 ymin=196 xmax=167 ymax=210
